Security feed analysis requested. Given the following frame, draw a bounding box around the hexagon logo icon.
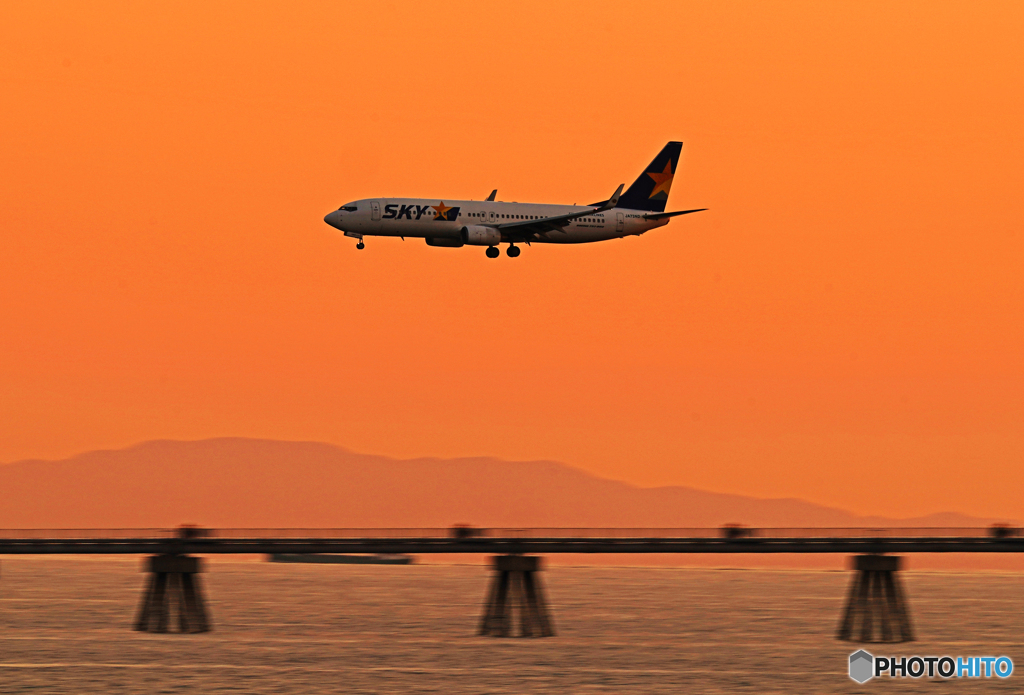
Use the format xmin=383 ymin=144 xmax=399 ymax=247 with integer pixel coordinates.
xmin=849 ymin=650 xmax=874 ymax=683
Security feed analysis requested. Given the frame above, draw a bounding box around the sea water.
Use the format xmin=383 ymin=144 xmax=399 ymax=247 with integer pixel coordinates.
xmin=1 ymin=556 xmax=1021 ymax=693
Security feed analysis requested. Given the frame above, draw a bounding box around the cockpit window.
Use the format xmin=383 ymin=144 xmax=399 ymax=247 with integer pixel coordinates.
xmin=339 ymin=205 xmax=357 ymax=212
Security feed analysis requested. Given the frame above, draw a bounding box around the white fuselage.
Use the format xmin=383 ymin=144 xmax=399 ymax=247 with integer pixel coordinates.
xmin=324 ymin=198 xmax=669 ymax=245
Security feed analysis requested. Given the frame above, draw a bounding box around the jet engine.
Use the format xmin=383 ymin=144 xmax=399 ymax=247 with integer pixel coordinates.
xmin=461 ymin=225 xmax=502 ymax=246
xmin=425 ymin=237 xmax=464 ymax=248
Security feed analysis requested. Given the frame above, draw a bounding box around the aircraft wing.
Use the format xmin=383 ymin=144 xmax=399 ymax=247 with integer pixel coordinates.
xmin=496 ymin=184 xmax=623 ymax=239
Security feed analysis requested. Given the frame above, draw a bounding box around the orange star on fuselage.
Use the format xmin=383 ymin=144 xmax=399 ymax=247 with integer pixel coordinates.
xmin=647 ymin=161 xmax=674 ymax=198
xmin=432 ymin=202 xmax=452 ymax=220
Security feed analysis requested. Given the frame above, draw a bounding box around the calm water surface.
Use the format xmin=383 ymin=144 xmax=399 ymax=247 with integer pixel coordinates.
xmin=1 ymin=557 xmax=1021 ymax=693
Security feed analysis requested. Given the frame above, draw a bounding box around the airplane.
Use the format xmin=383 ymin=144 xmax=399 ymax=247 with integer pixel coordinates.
xmin=322 ymin=141 xmax=705 ymax=258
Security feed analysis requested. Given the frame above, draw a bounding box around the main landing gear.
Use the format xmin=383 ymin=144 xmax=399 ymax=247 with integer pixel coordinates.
xmin=485 ymin=245 xmax=520 ymax=259
xmin=356 ymin=241 xmax=365 ymax=250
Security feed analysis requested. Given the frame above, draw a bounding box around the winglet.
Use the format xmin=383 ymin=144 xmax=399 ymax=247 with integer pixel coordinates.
xmin=595 ymin=184 xmax=624 ymax=212
xmin=486 ymin=189 xmax=497 ymax=202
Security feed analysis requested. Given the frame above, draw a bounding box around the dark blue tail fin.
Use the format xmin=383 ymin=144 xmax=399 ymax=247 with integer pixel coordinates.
xmin=616 ymin=141 xmax=683 ymax=213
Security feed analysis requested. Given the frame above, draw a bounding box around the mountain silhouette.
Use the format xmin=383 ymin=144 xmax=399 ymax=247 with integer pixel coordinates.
xmin=0 ymin=438 xmax=1000 ymax=529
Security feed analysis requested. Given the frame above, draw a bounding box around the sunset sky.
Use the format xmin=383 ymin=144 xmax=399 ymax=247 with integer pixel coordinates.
xmin=2 ymin=1 xmax=1022 ymax=520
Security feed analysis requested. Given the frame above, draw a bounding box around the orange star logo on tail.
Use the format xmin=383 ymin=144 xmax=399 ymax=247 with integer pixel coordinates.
xmin=647 ymin=161 xmax=674 ymax=198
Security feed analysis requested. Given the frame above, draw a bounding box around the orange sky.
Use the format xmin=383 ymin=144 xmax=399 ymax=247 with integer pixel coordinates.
xmin=2 ymin=1 xmax=1022 ymax=520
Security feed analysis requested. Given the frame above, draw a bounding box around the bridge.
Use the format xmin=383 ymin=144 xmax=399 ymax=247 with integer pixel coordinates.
xmin=2 ymin=526 xmax=1021 ymax=642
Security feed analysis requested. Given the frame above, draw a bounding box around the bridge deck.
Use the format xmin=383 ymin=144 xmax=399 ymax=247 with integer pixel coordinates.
xmin=1 ymin=528 xmax=1021 ymax=554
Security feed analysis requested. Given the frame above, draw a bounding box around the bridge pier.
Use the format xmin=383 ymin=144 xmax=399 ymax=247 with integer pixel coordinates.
xmin=837 ymin=554 xmax=913 ymax=643
xmin=479 ymin=555 xmax=554 ymax=637
xmin=134 ymin=555 xmax=211 ymax=633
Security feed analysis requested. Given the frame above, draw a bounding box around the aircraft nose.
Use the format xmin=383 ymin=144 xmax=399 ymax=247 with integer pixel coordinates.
xmin=323 ymin=210 xmax=341 ymax=229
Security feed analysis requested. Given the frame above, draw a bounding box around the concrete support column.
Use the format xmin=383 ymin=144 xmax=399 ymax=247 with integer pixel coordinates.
xmin=837 ymin=554 xmax=914 ymax=643
xmin=479 ymin=555 xmax=554 ymax=637
xmin=134 ymin=554 xmax=211 ymax=633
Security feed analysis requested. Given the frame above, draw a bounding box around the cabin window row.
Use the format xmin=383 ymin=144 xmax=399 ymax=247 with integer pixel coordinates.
xmin=466 ymin=213 xmax=544 ymax=220
xmin=460 ymin=213 xmax=606 ymax=222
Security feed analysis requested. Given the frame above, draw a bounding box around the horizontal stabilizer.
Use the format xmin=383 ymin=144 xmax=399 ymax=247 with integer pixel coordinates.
xmin=643 ymin=208 xmax=707 ymax=221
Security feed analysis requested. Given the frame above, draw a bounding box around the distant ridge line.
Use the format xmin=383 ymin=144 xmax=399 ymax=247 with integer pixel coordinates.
xmin=0 ymin=438 xmax=1010 ymax=529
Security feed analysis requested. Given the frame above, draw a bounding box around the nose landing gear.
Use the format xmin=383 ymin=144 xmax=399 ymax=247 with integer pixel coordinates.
xmin=485 ymin=246 xmax=500 ymax=258
xmin=356 ymin=241 xmax=365 ymax=250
